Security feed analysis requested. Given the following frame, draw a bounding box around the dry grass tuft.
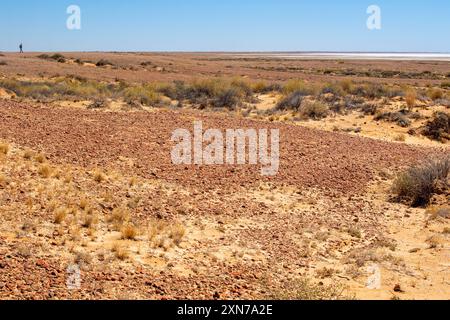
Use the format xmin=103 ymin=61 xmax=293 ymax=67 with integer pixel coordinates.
xmin=54 ymin=207 xmax=68 ymax=224
xmin=0 ymin=143 xmax=9 ymax=155
xmin=148 ymin=219 xmax=167 ymax=241
xmin=283 ymin=79 xmax=317 ymax=95
xmin=121 ymin=224 xmax=138 ymax=240
xmin=393 ymin=133 xmax=406 ymax=142
xmin=129 ymin=176 xmax=138 ymax=187
xmin=168 ymin=223 xmax=186 ymax=246
xmin=35 ymin=153 xmax=46 ymax=163
xmin=109 ymin=207 xmax=130 ymax=225
xmin=38 ymin=164 xmax=53 ymax=178
xmin=428 ymin=88 xmax=444 ymax=101
xmin=93 ymin=169 xmax=106 ymax=183
xmin=0 ymin=174 xmax=8 ymax=188
xmin=81 ymin=213 xmax=97 ymax=229
xmin=340 ymin=79 xmax=353 ymax=93
xmin=23 ymin=149 xmax=34 ymax=160
xmin=316 ymin=267 xmax=335 ymax=279
xmin=112 ymin=242 xmax=129 ymax=260
xmin=405 ymin=89 xmax=417 ymax=110
xmin=347 ymin=227 xmax=362 ymax=238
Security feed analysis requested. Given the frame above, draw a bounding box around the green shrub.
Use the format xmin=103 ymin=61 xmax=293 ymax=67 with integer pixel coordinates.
xmin=178 ymin=78 xmax=251 ymax=108
xmin=0 ymin=78 xmax=113 ymax=100
xmin=363 ymin=83 xmax=397 ymax=99
xmin=360 ymin=103 xmax=378 ymax=115
xmin=38 ymin=53 xmax=66 ymax=63
xmin=213 ymin=88 xmax=240 ymax=109
xmin=123 ymin=85 xmax=161 ymax=106
xmin=441 ymin=82 xmax=450 ymax=89
xmin=392 ymin=157 xmax=450 ymax=207
xmin=321 ymin=83 xmax=344 ymax=96
xmin=299 ymin=101 xmax=329 ymax=120
xmin=230 ymin=77 xmax=253 ymax=98
xmin=275 ymin=91 xmax=305 ymax=111
xmin=96 ymin=59 xmax=113 ymax=67
xmin=422 ymin=112 xmax=450 ymax=142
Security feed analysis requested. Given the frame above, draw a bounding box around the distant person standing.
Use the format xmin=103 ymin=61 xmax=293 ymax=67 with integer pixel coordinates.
xmin=19 ymin=43 xmax=23 ymax=53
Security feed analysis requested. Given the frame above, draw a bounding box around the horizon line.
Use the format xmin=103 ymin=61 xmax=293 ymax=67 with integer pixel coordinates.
xmin=2 ymin=50 xmax=450 ymax=54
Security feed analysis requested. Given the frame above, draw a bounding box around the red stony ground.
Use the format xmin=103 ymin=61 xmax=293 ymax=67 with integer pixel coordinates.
xmin=0 ymin=100 xmax=432 ymax=194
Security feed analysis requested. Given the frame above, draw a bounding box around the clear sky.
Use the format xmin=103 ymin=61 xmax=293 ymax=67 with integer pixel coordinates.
xmin=0 ymin=0 xmax=449 ymax=52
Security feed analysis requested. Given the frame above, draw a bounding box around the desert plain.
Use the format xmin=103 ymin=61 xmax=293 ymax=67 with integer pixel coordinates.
xmin=0 ymin=52 xmax=449 ymax=300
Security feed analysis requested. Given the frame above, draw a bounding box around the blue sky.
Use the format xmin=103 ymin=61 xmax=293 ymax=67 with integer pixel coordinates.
xmin=0 ymin=0 xmax=449 ymax=52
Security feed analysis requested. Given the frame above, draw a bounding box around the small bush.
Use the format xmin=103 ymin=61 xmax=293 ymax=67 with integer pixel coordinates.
xmin=283 ymin=79 xmax=317 ymax=95
xmin=124 ymin=85 xmax=161 ymax=106
xmin=275 ymin=91 xmax=305 ymax=111
xmin=38 ymin=53 xmax=66 ymax=63
xmin=251 ymin=81 xmax=269 ymax=93
xmin=0 ymin=78 xmax=113 ymax=101
xmin=340 ymin=79 xmax=353 ymax=93
xmin=441 ymin=82 xmax=450 ymax=89
xmin=0 ymin=61 xmax=7 ymax=66
xmin=374 ymin=111 xmax=411 ymax=127
xmin=213 ymin=88 xmax=240 ymax=109
xmin=96 ymin=59 xmax=113 ymax=67
xmin=321 ymin=83 xmax=343 ymax=97
xmin=366 ymin=84 xmax=388 ymax=99
xmin=422 ymin=112 xmax=450 ymax=142
xmin=428 ymin=88 xmax=444 ymax=101
xmin=230 ymin=78 xmax=253 ymax=98
xmin=360 ymin=103 xmax=378 ymax=115
xmin=299 ymin=101 xmax=329 ymax=120
xmin=392 ymin=157 xmax=450 ymax=207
